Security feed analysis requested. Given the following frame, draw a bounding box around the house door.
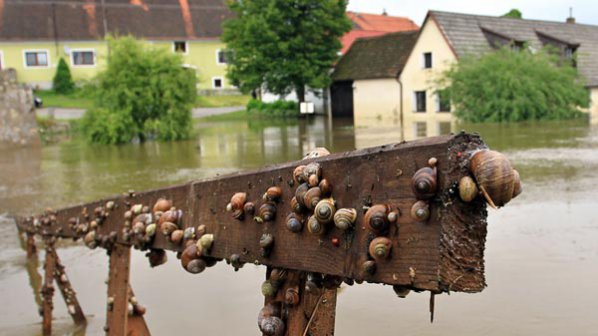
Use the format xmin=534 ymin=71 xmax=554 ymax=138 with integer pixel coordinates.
xmin=331 ymin=81 xmax=354 ymax=118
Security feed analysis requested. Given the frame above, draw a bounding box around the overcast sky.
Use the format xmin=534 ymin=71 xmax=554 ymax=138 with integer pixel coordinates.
xmin=347 ymin=0 xmax=598 ymax=26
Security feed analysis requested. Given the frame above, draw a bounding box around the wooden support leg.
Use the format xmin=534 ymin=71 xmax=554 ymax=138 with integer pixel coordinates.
xmin=42 ymin=239 xmax=56 ymax=336
xmin=127 ymin=285 xmax=151 ymax=336
xmin=51 ymin=249 xmax=87 ymax=325
xmin=106 ymin=244 xmax=131 ymax=336
xmin=26 ymin=232 xmax=37 ymax=258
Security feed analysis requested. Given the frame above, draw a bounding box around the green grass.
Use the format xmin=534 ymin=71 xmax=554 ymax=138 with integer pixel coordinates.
xmin=195 ymin=95 xmax=251 ymax=108
xmin=34 ymin=90 xmax=95 ymax=109
xmin=196 ymin=109 xmax=249 ymax=122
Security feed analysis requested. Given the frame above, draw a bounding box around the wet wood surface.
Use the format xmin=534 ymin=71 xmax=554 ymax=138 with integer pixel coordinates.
xmin=106 ymin=244 xmax=132 ymax=336
xmin=42 ymin=240 xmax=56 ymax=336
xmin=51 ymin=249 xmax=87 ymax=325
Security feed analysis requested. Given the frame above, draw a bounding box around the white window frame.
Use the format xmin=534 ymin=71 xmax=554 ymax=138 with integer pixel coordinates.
xmin=172 ymin=41 xmax=189 ymax=55
xmin=23 ymin=49 xmax=50 ymax=68
xmin=0 ymin=51 xmax=4 ymax=70
xmin=422 ymin=52 xmax=432 ymax=69
xmin=212 ymin=76 xmax=224 ymax=89
xmin=70 ymin=49 xmax=96 ymax=68
xmin=216 ymin=49 xmax=227 ymax=65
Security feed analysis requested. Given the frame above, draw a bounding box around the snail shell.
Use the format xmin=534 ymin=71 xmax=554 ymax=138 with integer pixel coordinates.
xmin=170 ymin=229 xmax=184 ymax=245
xmin=458 ymin=175 xmax=478 ymax=202
xmin=132 ymin=221 xmax=146 ymax=235
xmin=333 ymin=208 xmax=357 ymax=230
xmin=364 ymin=204 xmax=391 ymax=234
xmin=183 ymin=227 xmax=195 ymax=241
xmin=146 ymin=249 xmax=167 ymax=267
xmin=290 ymin=197 xmax=304 ymax=214
xmin=362 ymin=260 xmax=376 ymax=276
xmin=369 ymin=237 xmax=392 ymax=261
xmin=307 ymin=215 xmax=325 ymax=235
xmin=229 ymin=254 xmax=243 ymax=271
xmin=84 ymin=231 xmax=97 ymax=249
xmin=181 ymin=244 xmax=202 ymax=271
xmin=153 ymin=198 xmax=172 ymax=213
xmin=261 ymin=280 xmax=278 ymax=297
xmin=412 ymin=165 xmax=438 ymax=200
xmin=196 ymin=224 xmax=207 ymax=238
xmin=160 ymin=222 xmax=178 ymax=236
xmin=308 ymin=174 xmax=319 ymax=187
xmin=229 ymin=192 xmax=247 ymax=211
xmin=145 ymin=223 xmax=156 ymax=237
xmin=259 ymin=202 xmax=277 ymax=221
xmin=259 ymin=315 xmax=285 ymax=336
xmin=244 ymin=202 xmax=255 ymax=216
xmin=512 ymin=169 xmax=523 ymax=198
xmin=393 ymin=285 xmax=411 ymax=298
xmin=286 ymin=213 xmax=303 ymax=233
xmin=303 ymin=162 xmax=322 ymax=181
xmin=159 ymin=210 xmax=181 ymax=226
xmin=185 ymin=258 xmax=207 ymax=274
xmin=295 ymin=183 xmax=310 ymax=207
xmin=293 ymin=165 xmax=306 ymax=184
xmin=387 ymin=210 xmax=400 ymax=223
xmin=198 ymin=233 xmax=214 ymax=252
xmin=314 ymin=198 xmax=336 ymax=224
xmin=259 ymin=233 xmax=274 ymax=249
xmin=470 ymin=150 xmax=519 ymax=208
xmin=264 ymin=186 xmax=282 ymax=202
xmin=319 ymin=178 xmax=332 ymax=195
xmin=410 ymin=200 xmax=430 ymax=222
xmin=303 ymin=187 xmax=322 ymax=210
xmin=285 ymin=288 xmax=300 ymax=306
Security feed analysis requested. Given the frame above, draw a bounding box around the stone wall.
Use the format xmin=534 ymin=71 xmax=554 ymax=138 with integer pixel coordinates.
xmin=0 ymin=69 xmax=39 ymax=147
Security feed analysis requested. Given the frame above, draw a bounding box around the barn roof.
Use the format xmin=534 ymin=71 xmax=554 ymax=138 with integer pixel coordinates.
xmin=333 ymin=30 xmax=418 ymax=81
xmin=0 ymin=0 xmax=233 ymax=41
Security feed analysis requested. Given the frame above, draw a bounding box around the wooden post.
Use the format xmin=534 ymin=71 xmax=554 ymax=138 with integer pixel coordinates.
xmin=127 ymin=285 xmax=151 ymax=336
xmin=42 ymin=239 xmax=56 ymax=336
xmin=106 ymin=244 xmax=132 ymax=336
xmin=51 ymin=249 xmax=86 ymax=325
xmin=26 ymin=232 xmax=37 ymax=258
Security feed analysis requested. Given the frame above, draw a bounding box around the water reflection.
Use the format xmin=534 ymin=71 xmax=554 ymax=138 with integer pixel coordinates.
xmin=1 ymin=116 xmax=597 ymax=335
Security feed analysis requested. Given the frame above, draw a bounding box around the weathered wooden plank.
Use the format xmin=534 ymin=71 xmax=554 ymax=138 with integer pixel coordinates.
xmin=106 ymin=244 xmax=131 ymax=336
xmin=127 ymin=285 xmax=151 ymax=336
xmin=51 ymin=249 xmax=87 ymax=325
xmin=16 ymin=134 xmax=488 ymax=293
xmin=42 ymin=240 xmax=56 ymax=336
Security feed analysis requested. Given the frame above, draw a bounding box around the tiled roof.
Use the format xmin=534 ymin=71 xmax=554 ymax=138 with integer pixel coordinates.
xmin=0 ymin=0 xmax=233 ymax=41
xmin=430 ymin=10 xmax=598 ymax=87
xmin=342 ymin=11 xmax=419 ymax=53
xmin=333 ymin=30 xmax=418 ymax=81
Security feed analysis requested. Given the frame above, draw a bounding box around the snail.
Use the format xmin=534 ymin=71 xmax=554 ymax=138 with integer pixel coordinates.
xmin=305 ymin=273 xmax=322 ymax=293
xmin=159 ymin=209 xmax=182 ymax=226
xmin=145 ymin=223 xmax=156 ymax=237
xmin=369 ymin=237 xmax=392 ymax=261
xmin=364 ymin=204 xmax=391 ymax=234
xmin=469 ymin=150 xmax=521 ymax=208
xmin=269 ymin=268 xmax=287 ymax=283
xmin=261 ymin=280 xmax=278 ymax=297
xmin=197 ymin=233 xmax=214 ymax=253
xmin=393 ymin=285 xmax=411 ymax=298
xmin=333 ymin=208 xmax=357 ymax=230
xmin=243 ymin=202 xmax=255 ymax=216
xmin=146 ymin=249 xmax=167 ymax=268
xmin=293 ymin=165 xmax=306 ymax=184
xmin=362 ymin=260 xmax=376 ymax=276
xmin=303 ymin=162 xmax=322 ymax=181
xmin=458 ymin=175 xmax=478 ymax=202
xmin=303 ymin=187 xmax=322 ymax=210
xmin=196 ymin=224 xmax=207 ymax=238
xmin=387 ymin=210 xmax=400 ymax=224
xmin=131 ymin=204 xmax=143 ymax=215
xmin=314 ymin=198 xmax=336 ymax=224
xmin=84 ymin=231 xmax=97 ymax=249
xmin=259 ymin=202 xmax=277 ymax=221
xmin=160 ymin=221 xmax=178 ymax=236
xmin=319 ymin=179 xmax=332 ymax=196
xmin=132 ymin=221 xmax=145 ymax=235
xmin=181 ymin=244 xmax=205 ymax=274
xmin=295 ymin=183 xmax=310 ymax=207
xmin=183 ymin=227 xmax=195 ymax=241
xmin=227 ymin=192 xmax=247 ymax=219
xmin=307 ymin=215 xmax=325 ymax=235
xmin=258 ymin=304 xmax=285 ymax=336
xmin=264 ymin=186 xmax=282 ymax=202
xmin=286 ymin=213 xmax=303 ymax=233
xmin=259 ymin=233 xmax=274 ymax=257
xmin=410 ymin=201 xmax=430 ymax=222
xmin=290 ymin=197 xmax=304 ymax=214
xmin=170 ymin=229 xmax=184 ymax=245
xmin=308 ymin=174 xmax=319 ymax=187
xmin=185 ymin=259 xmax=207 ymax=274
xmin=153 ymin=198 xmax=172 ymax=213
xmin=412 ymin=159 xmax=438 ymax=200
xmin=284 ymin=288 xmax=300 ymax=306
xmin=229 ymin=254 xmax=243 ymax=271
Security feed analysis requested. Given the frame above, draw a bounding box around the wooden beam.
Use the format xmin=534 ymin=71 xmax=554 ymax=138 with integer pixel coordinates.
xmin=42 ymin=239 xmax=56 ymax=336
xmin=51 ymin=249 xmax=87 ymax=325
xmin=106 ymin=244 xmax=132 ymax=336
xmin=127 ymin=285 xmax=151 ymax=336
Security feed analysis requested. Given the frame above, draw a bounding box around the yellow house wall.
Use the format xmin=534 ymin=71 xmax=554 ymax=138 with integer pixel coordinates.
xmin=0 ymin=39 xmax=230 ymax=90
xmin=399 ymin=17 xmax=456 ymax=139
xmin=353 ymin=78 xmax=401 ymax=123
xmin=590 ymin=87 xmax=598 ymax=125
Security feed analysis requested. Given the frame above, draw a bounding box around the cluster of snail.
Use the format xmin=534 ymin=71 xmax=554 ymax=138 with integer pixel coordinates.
xmin=361 ymin=204 xmax=400 ymax=278
xmin=79 ymin=202 xmax=118 ymax=250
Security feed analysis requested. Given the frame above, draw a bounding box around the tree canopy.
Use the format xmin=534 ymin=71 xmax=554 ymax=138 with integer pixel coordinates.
xmin=502 ymin=9 xmax=522 ymax=19
xmin=440 ymin=47 xmax=589 ymax=122
xmin=222 ymin=0 xmax=352 ymax=101
xmin=81 ymin=36 xmax=197 ymax=144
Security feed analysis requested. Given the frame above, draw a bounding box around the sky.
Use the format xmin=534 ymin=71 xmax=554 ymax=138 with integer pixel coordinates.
xmin=347 ymin=0 xmax=598 ymax=26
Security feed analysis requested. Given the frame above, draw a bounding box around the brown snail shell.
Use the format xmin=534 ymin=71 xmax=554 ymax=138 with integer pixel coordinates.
xmin=264 ymin=186 xmax=282 ymax=202
xmin=159 ymin=209 xmax=181 ymax=226
xmin=293 ymin=165 xmax=306 ymax=184
xmin=364 ymin=204 xmax=390 ymax=234
xmin=308 ymin=174 xmax=319 ymax=187
xmin=258 ymin=305 xmax=284 ymax=336
xmin=243 ymin=202 xmax=255 ymax=216
xmin=84 ymin=231 xmax=97 ymax=249
xmin=303 ymin=162 xmax=322 ymax=181
xmin=146 ymin=249 xmax=167 ymax=267
xmin=458 ymin=175 xmax=478 ymax=202
xmin=153 ymin=198 xmax=172 ymax=213
xmin=259 ymin=233 xmax=274 ymax=249
xmin=319 ymin=179 xmax=332 ymax=196
xmin=181 ymin=244 xmax=202 ymax=271
xmin=314 ymin=198 xmax=336 ymax=224
xmin=160 ymin=221 xmax=178 ymax=236
xmin=393 ymin=285 xmax=411 ymax=298
xmin=132 ymin=221 xmax=146 ymax=235
xmin=412 ymin=165 xmax=438 ymax=200
xmin=333 ymin=208 xmax=357 ymax=230
xmin=259 ymin=202 xmax=277 ymax=221
xmin=470 ymin=150 xmax=519 ymax=208
xmin=410 ymin=200 xmax=430 ymax=222
xmin=286 ymin=213 xmax=303 ymax=233
xmin=269 ymin=268 xmax=287 ymax=283
xmin=229 ymin=192 xmax=247 ymax=211
xmin=185 ymin=258 xmax=207 ymax=274
xmin=369 ymin=237 xmax=392 ymax=261
xmin=196 ymin=224 xmax=207 ymax=238
xmin=307 ymin=215 xmax=325 ymax=235
xmin=284 ymin=288 xmax=300 ymax=306
xmin=362 ymin=260 xmax=376 ymax=276
xmin=170 ymin=229 xmax=184 ymax=245
xmin=295 ymin=183 xmax=309 ymax=207
xmin=303 ymin=187 xmax=322 ymax=210
xmin=512 ymin=169 xmax=522 ymax=198
xmin=290 ymin=197 xmax=304 ymax=214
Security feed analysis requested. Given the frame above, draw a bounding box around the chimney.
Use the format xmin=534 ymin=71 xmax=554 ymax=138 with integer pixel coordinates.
xmin=566 ymin=7 xmax=575 ymax=24
xmin=382 ymin=8 xmax=388 ymax=16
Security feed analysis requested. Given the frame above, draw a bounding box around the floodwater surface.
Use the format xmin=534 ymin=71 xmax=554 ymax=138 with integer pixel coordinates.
xmin=0 ymin=117 xmax=597 ymax=335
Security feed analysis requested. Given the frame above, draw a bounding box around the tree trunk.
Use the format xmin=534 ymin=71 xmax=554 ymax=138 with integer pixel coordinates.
xmin=296 ymin=84 xmax=306 ymax=103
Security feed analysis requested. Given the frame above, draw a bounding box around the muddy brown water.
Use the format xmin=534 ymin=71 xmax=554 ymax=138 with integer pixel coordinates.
xmin=1 ymin=117 xmax=597 ymax=335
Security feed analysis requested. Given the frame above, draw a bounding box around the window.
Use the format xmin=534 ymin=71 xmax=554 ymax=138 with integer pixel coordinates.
xmin=414 ymin=91 xmax=426 ymax=112
xmin=71 ymin=50 xmax=95 ymax=66
xmin=24 ymin=50 xmax=49 ymax=67
xmin=414 ymin=122 xmax=427 ymax=138
xmin=423 ymin=52 xmax=432 ymax=69
xmin=216 ymin=49 xmax=229 ymax=64
xmin=173 ymin=41 xmax=187 ymax=54
xmin=437 ymin=90 xmax=451 ymax=112
xmin=438 ymin=122 xmax=452 ymax=135
xmin=212 ymin=77 xmax=223 ymax=89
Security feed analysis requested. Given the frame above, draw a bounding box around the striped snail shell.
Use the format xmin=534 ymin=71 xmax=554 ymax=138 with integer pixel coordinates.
xmin=364 ymin=204 xmax=390 ymax=234
xmin=264 ymin=186 xmax=282 ymax=202
xmin=258 ymin=305 xmax=285 ymax=336
xmin=369 ymin=237 xmax=392 ymax=261
xmin=314 ymin=198 xmax=336 ymax=224
xmin=412 ymin=161 xmax=438 ymax=200
xmin=181 ymin=243 xmax=204 ymax=274
xmin=470 ymin=150 xmax=521 ymax=208
xmin=319 ymin=179 xmax=332 ymax=196
xmin=295 ymin=183 xmax=310 ymax=207
xmin=185 ymin=258 xmax=207 ymax=274
xmin=286 ymin=213 xmax=303 ymax=233
xmin=290 ymin=196 xmax=304 ymax=214
xmin=307 ymin=215 xmax=325 ymax=235
xmin=333 ymin=208 xmax=357 ymax=230
xmin=170 ymin=229 xmax=184 ymax=245
xmin=303 ymin=187 xmax=322 ymax=210
xmin=410 ymin=200 xmax=430 ymax=222
xmin=293 ymin=165 xmax=306 ymax=184
xmin=259 ymin=202 xmax=277 ymax=221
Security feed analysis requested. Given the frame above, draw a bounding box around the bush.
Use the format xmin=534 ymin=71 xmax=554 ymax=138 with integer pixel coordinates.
xmin=441 ymin=47 xmax=589 ymax=122
xmin=53 ymin=58 xmax=75 ymax=94
xmin=246 ymin=99 xmax=298 ymax=117
xmin=81 ymin=36 xmax=197 ymax=144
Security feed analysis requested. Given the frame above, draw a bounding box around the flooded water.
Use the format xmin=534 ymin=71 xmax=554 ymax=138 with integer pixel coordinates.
xmin=1 ymin=116 xmax=597 ymax=335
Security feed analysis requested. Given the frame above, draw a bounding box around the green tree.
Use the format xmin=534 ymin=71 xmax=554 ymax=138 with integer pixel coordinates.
xmin=222 ymin=0 xmax=351 ymax=102
xmin=81 ymin=36 xmax=197 ymax=144
xmin=502 ymin=9 xmax=522 ymax=19
xmin=53 ymin=58 xmax=75 ymax=94
xmin=440 ymin=47 xmax=589 ymax=122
